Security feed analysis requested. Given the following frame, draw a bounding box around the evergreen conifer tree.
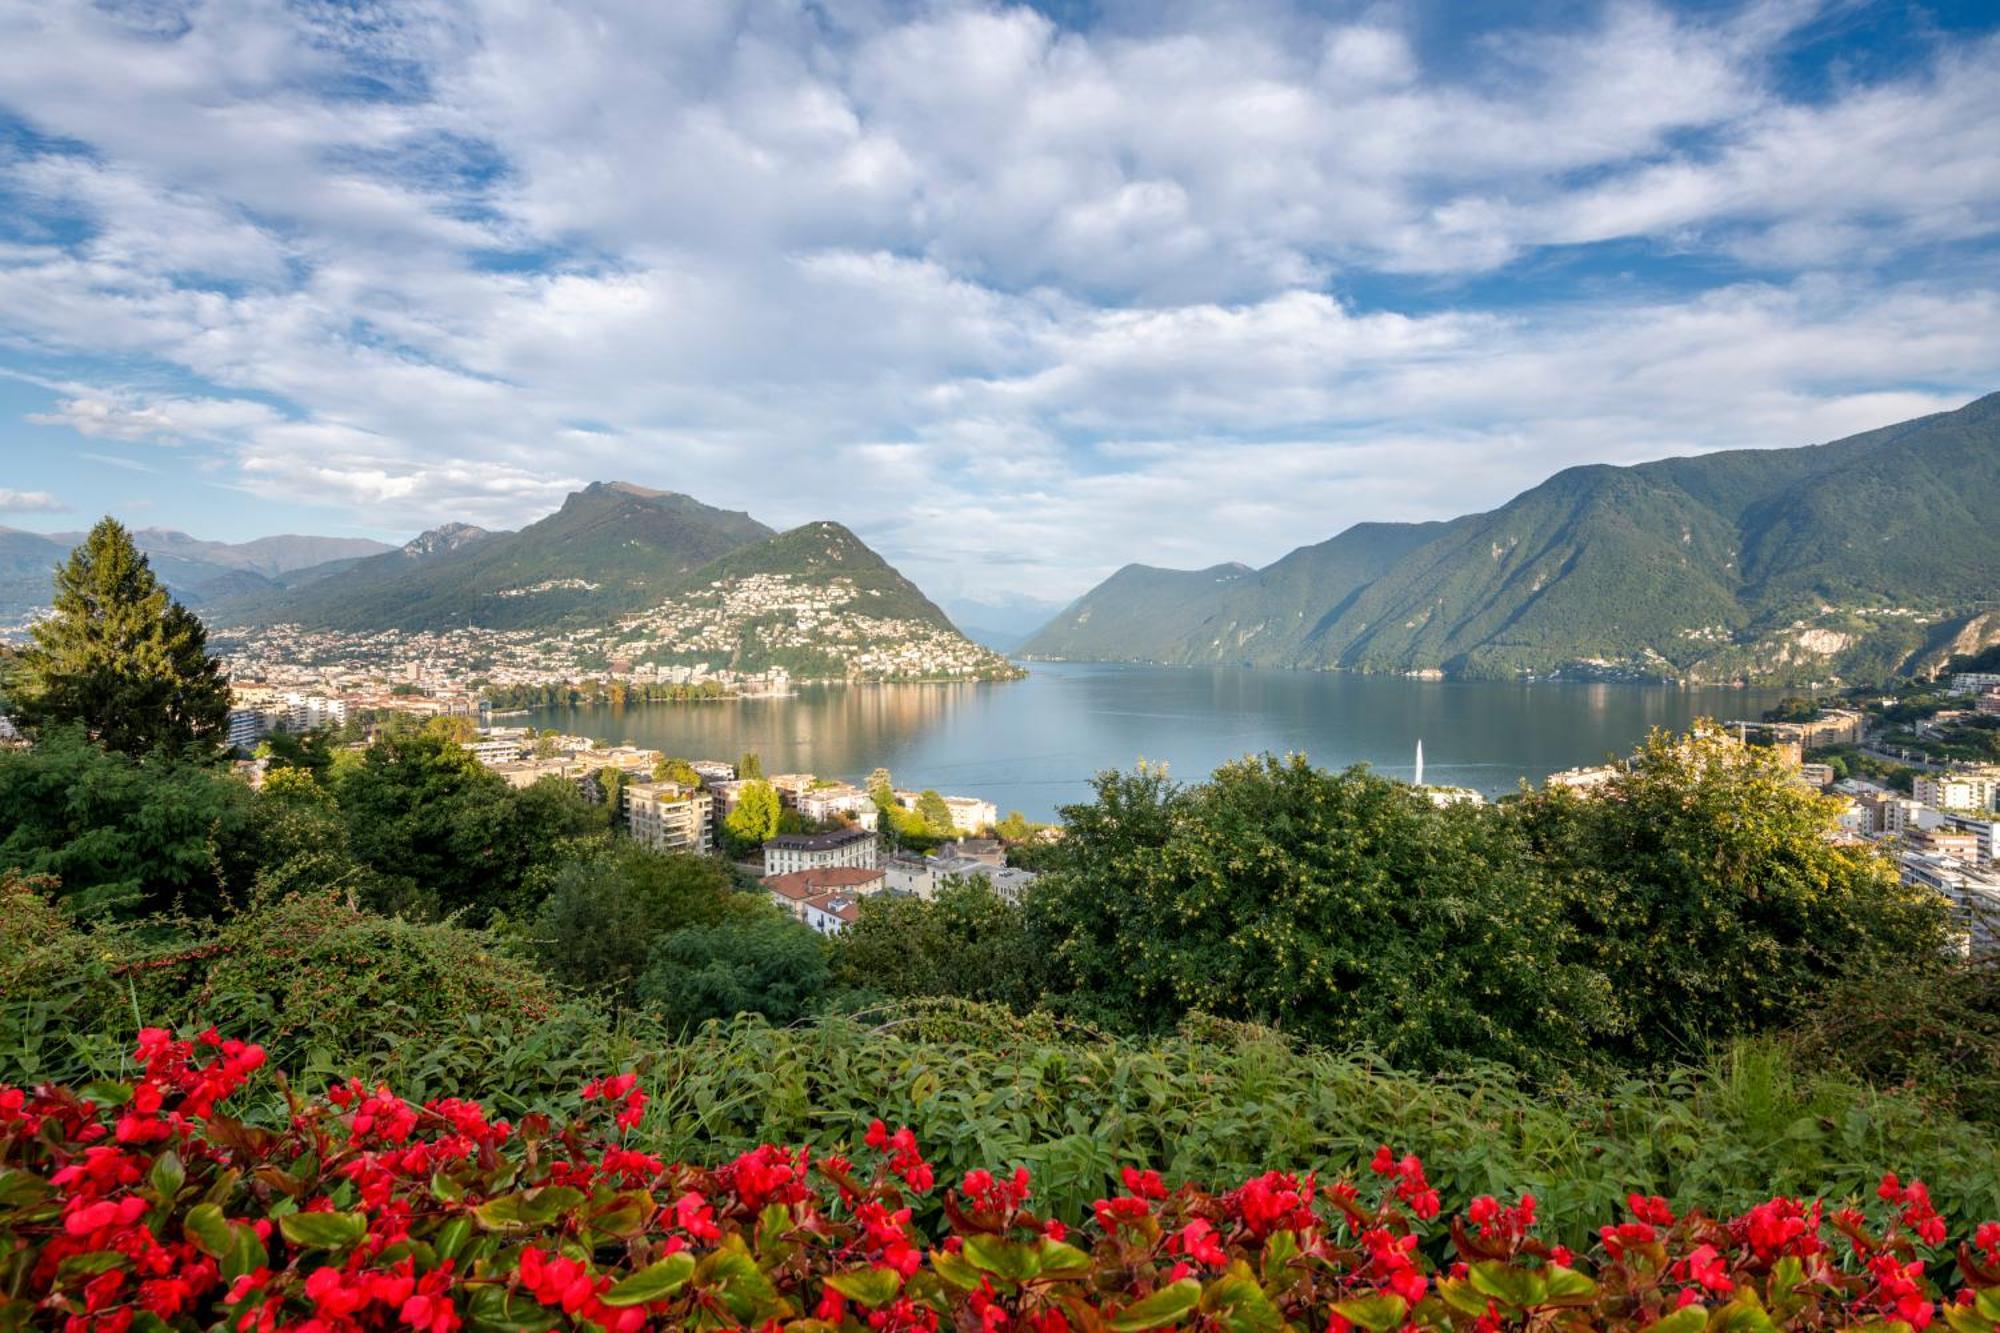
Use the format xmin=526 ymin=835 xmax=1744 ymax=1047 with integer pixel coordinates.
xmin=7 ymin=518 xmax=230 ymax=757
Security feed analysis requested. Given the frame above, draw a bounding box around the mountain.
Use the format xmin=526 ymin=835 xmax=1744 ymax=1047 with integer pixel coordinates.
xmin=1024 ymin=393 xmax=2000 ymax=683
xmin=942 ymin=594 xmax=1069 ymax=651
xmin=0 ymin=527 xmax=394 ymax=622
xmin=602 ymin=520 xmax=1018 ymax=679
xmin=203 ymin=482 xmax=1021 ymax=680
xmin=211 ymin=482 xmax=775 ymax=631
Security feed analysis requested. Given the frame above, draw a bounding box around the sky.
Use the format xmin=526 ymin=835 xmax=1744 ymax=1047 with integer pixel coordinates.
xmin=1 ymin=0 xmax=1997 ymax=612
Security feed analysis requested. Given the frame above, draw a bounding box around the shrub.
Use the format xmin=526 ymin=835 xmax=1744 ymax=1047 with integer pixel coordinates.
xmin=5 ymin=1028 xmax=2000 ymax=1331
xmin=529 ymin=842 xmax=754 ymax=1009
xmin=1516 ymin=726 xmax=1952 ymax=1064
xmin=1026 ymin=757 xmax=1617 ymax=1075
xmin=637 ymin=913 xmax=832 ymax=1030
xmin=198 ymin=892 xmax=559 ymax=1066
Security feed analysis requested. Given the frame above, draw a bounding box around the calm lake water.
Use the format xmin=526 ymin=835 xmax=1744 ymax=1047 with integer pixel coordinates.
xmin=524 ymin=662 xmax=1788 ymax=821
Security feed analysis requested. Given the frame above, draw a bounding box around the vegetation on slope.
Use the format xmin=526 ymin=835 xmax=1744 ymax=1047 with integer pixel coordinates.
xmin=1026 ymin=392 xmax=2000 ymax=681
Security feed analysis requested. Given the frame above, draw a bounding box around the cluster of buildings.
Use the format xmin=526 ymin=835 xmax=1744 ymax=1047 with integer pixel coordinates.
xmin=440 ymin=725 xmax=1033 ymax=934
xmin=611 ymin=572 xmax=1017 ymax=682
xmin=759 ymin=829 xmax=1040 ymax=934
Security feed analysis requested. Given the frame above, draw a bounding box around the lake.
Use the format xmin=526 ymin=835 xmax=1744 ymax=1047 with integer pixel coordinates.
xmin=522 ymin=662 xmax=1788 ymax=820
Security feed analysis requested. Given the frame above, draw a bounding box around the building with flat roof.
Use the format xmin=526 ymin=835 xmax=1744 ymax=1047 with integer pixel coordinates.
xmin=763 ymin=825 xmax=878 ymax=875
xmin=624 ymin=781 xmax=715 ymax=855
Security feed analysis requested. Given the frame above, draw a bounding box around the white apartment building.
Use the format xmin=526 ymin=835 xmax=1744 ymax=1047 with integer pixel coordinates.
xmin=1897 ymin=851 xmax=2000 ymax=954
xmin=763 ymin=826 xmax=878 ymax=875
xmin=624 ymin=781 xmax=715 ymax=855
xmin=1950 ymin=672 xmax=2000 ymax=695
xmin=282 ymin=692 xmax=349 ymax=730
xmin=1914 ymin=772 xmax=2000 ymax=813
xmin=893 ymin=790 xmax=999 ymax=835
xmin=689 ymin=759 xmax=736 ymax=783
xmin=225 ymin=707 xmax=270 ymax=753
xmin=463 ymin=737 xmax=525 ymax=766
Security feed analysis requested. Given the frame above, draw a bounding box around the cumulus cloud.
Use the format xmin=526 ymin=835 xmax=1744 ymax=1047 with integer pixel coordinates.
xmin=0 ymin=0 xmax=1994 ymax=599
xmin=0 ymin=488 xmax=65 ymax=512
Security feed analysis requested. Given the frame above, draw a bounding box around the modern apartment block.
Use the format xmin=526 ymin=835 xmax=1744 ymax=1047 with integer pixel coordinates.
xmin=623 ymin=781 xmax=715 ymax=855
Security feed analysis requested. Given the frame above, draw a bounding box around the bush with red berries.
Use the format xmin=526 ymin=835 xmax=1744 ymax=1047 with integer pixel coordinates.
xmin=6 ymin=1029 xmax=2000 ymax=1331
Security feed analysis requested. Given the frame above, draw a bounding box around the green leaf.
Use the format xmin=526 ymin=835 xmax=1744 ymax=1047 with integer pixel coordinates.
xmin=591 ymin=1190 xmax=656 ymax=1240
xmin=183 ymin=1203 xmax=232 ymax=1259
xmin=1543 ymin=1265 xmax=1597 ymax=1307
xmin=1204 ymin=1275 xmax=1283 ymax=1333
xmin=279 ymin=1210 xmax=367 ymax=1249
xmin=434 ymin=1217 xmax=472 ymax=1262
xmin=431 ymin=1170 xmax=466 ymax=1203
xmin=601 ymin=1252 xmax=697 ymax=1307
xmin=0 ymin=1169 xmax=52 ymax=1210
xmin=148 ymin=1152 xmax=185 ymax=1201
xmin=825 ymin=1267 xmax=903 ymax=1307
xmin=1109 ymin=1279 xmax=1203 ymax=1331
xmin=56 ymin=1251 xmax=127 ymax=1279
xmin=473 ymin=1186 xmax=587 ymax=1231
xmin=1436 ymin=1277 xmax=1492 ymax=1318
xmin=1649 ymin=1307 xmax=1709 ymax=1333
xmin=965 ymin=1234 xmax=1042 ymax=1281
xmin=930 ymin=1248 xmax=985 ymax=1291
xmin=1710 ymin=1296 xmax=1778 ymax=1333
xmin=1468 ymin=1260 xmax=1549 ymax=1310
xmin=702 ymin=1250 xmax=780 ymax=1323
xmin=1037 ymin=1237 xmax=1093 ymax=1277
xmin=222 ymin=1223 xmax=268 ymax=1284
xmin=1327 ymin=1294 xmax=1408 ymax=1332
xmin=464 ymin=1284 xmax=563 ymax=1332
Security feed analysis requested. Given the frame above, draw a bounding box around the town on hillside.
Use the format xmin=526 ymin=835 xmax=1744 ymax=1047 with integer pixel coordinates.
xmin=1542 ymin=669 xmax=2000 ymax=952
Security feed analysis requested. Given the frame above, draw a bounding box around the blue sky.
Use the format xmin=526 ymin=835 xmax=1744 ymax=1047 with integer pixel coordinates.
xmin=1 ymin=0 xmax=1996 ymax=606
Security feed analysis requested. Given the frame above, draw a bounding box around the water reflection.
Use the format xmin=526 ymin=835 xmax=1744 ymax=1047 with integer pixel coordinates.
xmin=527 ymin=662 xmax=1787 ymax=821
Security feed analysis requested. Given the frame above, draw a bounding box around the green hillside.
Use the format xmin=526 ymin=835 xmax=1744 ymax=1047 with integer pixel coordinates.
xmin=212 ymin=482 xmax=774 ymax=631
xmin=1024 ymin=392 xmax=2000 ymax=683
xmin=686 ymin=520 xmax=956 ymax=628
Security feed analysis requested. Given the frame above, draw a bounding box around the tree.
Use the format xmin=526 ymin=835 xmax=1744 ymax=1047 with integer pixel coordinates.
xmin=5 ymin=518 xmax=230 ymax=758
xmin=1514 ymin=723 xmax=1952 ymax=1064
xmin=916 ymin=789 xmax=956 ymax=837
xmin=866 ymin=768 xmax=892 ymax=798
xmin=738 ymin=752 xmax=765 ymax=781
xmin=834 ymin=877 xmax=1044 ymax=1007
xmin=654 ymin=757 xmax=701 ymax=786
xmin=637 ymin=912 xmax=831 ymax=1029
xmin=256 ymin=728 xmax=336 ymax=781
xmin=333 ymin=721 xmax=596 ymax=922
xmin=0 ymin=727 xmax=258 ymax=920
xmin=724 ymin=779 xmax=782 ymax=854
xmin=531 ymin=843 xmax=751 ymax=1009
xmin=1026 ymin=757 xmax=1615 ymax=1075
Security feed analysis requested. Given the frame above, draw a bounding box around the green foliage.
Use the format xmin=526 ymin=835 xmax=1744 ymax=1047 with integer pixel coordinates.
xmin=993 ymin=810 xmax=1049 ymax=843
xmin=1515 ymin=725 xmax=1952 ymax=1065
xmin=1023 ymin=392 xmax=2000 ymax=683
xmin=915 ymin=789 xmax=956 ymax=836
xmin=332 ymin=722 xmax=595 ymax=921
xmin=0 ymin=726 xmax=257 ymax=920
xmin=1785 ymin=952 xmax=2000 ymax=1128
xmin=529 ymin=842 xmax=753 ymax=1008
xmin=1027 ymin=757 xmax=1615 ymax=1075
xmin=738 ymin=752 xmax=765 ymax=781
xmin=255 ymin=726 xmax=337 ymax=777
xmin=1762 ymin=696 xmax=1820 ymax=723
xmin=723 ymin=779 xmax=781 ymax=853
xmin=653 ymin=756 xmax=702 ymax=786
xmin=4 ymin=517 xmax=230 ymax=757
xmin=198 ymin=892 xmax=558 ymax=1068
xmin=637 ymin=913 xmax=832 ymax=1030
xmin=834 ymin=878 xmax=1044 ymax=1008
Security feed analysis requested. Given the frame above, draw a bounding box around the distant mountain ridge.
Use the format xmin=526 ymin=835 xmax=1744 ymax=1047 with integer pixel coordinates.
xmin=0 ymin=527 xmax=393 ymax=622
xmin=1023 ymin=393 xmax=2000 ymax=684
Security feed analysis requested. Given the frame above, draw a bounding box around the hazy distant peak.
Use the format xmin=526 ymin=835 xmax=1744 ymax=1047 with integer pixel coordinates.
xmin=401 ymin=522 xmax=491 ymax=558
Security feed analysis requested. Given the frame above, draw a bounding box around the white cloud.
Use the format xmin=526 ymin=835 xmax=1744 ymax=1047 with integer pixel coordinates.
xmin=0 ymin=0 xmax=1993 ymax=600
xmin=0 ymin=488 xmax=65 ymax=512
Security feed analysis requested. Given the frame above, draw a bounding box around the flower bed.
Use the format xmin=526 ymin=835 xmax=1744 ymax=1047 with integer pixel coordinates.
xmin=5 ymin=1030 xmax=2000 ymax=1331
